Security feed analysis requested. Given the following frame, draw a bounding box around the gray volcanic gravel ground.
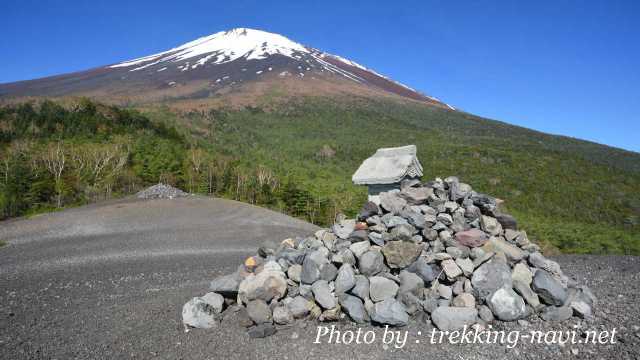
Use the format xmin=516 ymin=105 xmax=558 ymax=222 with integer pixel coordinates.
xmin=0 ymin=196 xmax=638 ymax=359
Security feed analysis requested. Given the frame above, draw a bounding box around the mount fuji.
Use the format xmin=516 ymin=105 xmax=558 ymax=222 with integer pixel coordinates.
xmin=0 ymin=28 xmax=453 ymax=109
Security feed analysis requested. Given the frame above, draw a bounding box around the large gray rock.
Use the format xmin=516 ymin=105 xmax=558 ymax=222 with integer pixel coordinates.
xmin=487 ymin=288 xmax=526 ymax=321
xmin=312 ymin=280 xmax=337 ymax=309
xmin=350 ymin=275 xmax=370 ymax=300
xmin=407 ymin=257 xmax=440 ymax=284
xmin=382 ymin=241 xmax=422 ymax=269
xmin=359 ymin=250 xmax=385 ymax=276
xmin=368 ymin=231 xmax=385 ymax=246
xmin=471 ymin=259 xmax=512 ymax=300
xmin=349 ymin=241 xmax=371 ymax=258
xmin=333 ymin=219 xmax=356 ymax=239
xmin=300 ymin=256 xmax=321 ymax=285
xmin=308 ymin=247 xmax=330 ymax=265
xmin=209 ymin=270 xmax=243 ymax=297
xmin=287 ymin=296 xmax=312 ymax=318
xmin=380 ymin=191 xmax=408 ymax=215
xmin=338 ymin=294 xmax=369 ymax=323
xmin=287 ymin=264 xmax=302 ymax=283
xmin=276 ymin=247 xmax=305 ymax=265
xmin=532 ymin=270 xmax=568 ymax=306
xmin=370 ymin=298 xmax=409 ymax=326
xmin=335 ymin=264 xmax=356 ymax=294
xmin=482 ymin=236 xmax=524 ymax=262
xmin=237 ymin=261 xmax=287 ymax=304
xmin=390 ymin=224 xmax=416 ymax=241
xmin=528 ymin=252 xmax=568 ymax=286
xmin=246 ymin=299 xmax=272 ymax=324
xmin=369 ymin=276 xmax=399 ymax=302
xmin=200 ymin=292 xmax=225 ymax=314
xmin=332 ymin=249 xmax=356 ymax=266
xmin=319 ymin=262 xmax=338 ymax=282
xmin=382 ymin=214 xmax=409 ymax=228
xmin=400 ymin=186 xmax=432 ymax=205
xmin=182 ymin=297 xmax=219 ymax=329
xmin=399 ymin=270 xmax=424 ymax=295
xmin=431 ymin=307 xmax=478 ymax=331
xmin=400 ymin=209 xmax=427 ymax=229
xmin=455 ymin=228 xmax=489 ymax=248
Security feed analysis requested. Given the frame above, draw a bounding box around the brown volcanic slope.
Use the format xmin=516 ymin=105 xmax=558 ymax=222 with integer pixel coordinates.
xmin=0 ymin=28 xmax=453 ymax=109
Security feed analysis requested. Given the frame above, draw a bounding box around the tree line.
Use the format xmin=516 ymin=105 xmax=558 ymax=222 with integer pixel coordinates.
xmin=0 ymin=100 xmax=341 ymax=225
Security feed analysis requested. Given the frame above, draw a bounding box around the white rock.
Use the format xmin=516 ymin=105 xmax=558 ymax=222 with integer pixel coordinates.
xmin=441 ymin=259 xmax=463 ymax=279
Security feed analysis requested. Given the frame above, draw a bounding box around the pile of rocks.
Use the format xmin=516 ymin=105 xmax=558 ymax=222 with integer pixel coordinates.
xmin=136 ymin=183 xmax=188 ymax=200
xmin=183 ymin=177 xmax=596 ymax=337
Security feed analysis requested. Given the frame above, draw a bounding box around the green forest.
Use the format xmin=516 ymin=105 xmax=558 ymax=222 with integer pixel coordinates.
xmin=0 ymin=99 xmax=326 ymax=225
xmin=1 ymin=97 xmax=639 ymax=255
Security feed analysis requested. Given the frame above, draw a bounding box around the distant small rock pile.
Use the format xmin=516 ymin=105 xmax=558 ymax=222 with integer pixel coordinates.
xmin=136 ymin=183 xmax=188 ymax=200
xmin=182 ymin=177 xmax=596 ymax=338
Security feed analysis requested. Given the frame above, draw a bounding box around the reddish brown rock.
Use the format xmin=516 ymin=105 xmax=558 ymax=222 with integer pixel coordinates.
xmin=455 ymin=229 xmax=489 ymax=248
xmin=355 ymin=222 xmax=369 ymax=230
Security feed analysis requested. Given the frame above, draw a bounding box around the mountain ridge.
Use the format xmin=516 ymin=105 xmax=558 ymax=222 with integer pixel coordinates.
xmin=0 ymin=28 xmax=452 ymax=109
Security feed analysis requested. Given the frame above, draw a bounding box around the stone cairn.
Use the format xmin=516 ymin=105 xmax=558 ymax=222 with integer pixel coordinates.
xmin=136 ymin=183 xmax=188 ymax=200
xmin=183 ymin=177 xmax=596 ymax=338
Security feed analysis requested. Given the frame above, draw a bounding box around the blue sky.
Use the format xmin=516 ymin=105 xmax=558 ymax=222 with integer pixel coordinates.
xmin=1 ymin=0 xmax=638 ymax=152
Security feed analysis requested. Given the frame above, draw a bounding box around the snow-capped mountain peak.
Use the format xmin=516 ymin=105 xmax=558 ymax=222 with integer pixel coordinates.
xmin=111 ymin=28 xmax=310 ymax=70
